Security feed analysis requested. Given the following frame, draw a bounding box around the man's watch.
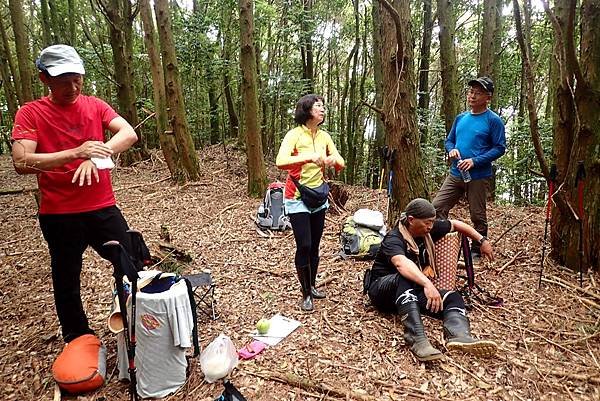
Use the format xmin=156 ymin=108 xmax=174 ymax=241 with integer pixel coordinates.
xmin=477 ymin=236 xmax=489 ymax=245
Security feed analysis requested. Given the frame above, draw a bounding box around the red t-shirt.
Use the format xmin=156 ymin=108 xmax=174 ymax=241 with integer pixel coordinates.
xmin=12 ymin=95 xmax=119 ymax=214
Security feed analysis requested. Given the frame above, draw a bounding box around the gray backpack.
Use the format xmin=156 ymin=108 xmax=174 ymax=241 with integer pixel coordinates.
xmin=255 ymin=182 xmax=291 ymax=231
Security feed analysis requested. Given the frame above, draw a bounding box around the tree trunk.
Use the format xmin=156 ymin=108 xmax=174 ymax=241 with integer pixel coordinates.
xmin=222 ymin=19 xmax=240 ymax=141
xmin=436 ymin=0 xmax=459 ymax=134
xmin=8 ymin=0 xmax=34 ymax=104
xmin=371 ymin=1 xmax=385 ymax=189
xmin=344 ymin=0 xmax=360 ymax=185
xmin=39 ymin=0 xmax=52 ymax=46
xmin=547 ymin=0 xmax=600 ymax=272
xmin=417 ymin=0 xmax=433 ymax=145
xmin=67 ymin=0 xmax=76 ymax=45
xmin=300 ymin=0 xmax=315 ymax=93
xmin=0 ymin=15 xmax=18 ymax=120
xmin=99 ymin=0 xmax=146 ymax=164
xmin=376 ymin=0 xmax=428 ymax=223
xmin=478 ymin=0 xmax=498 ymax=77
xmin=155 ymin=0 xmax=201 ymax=181
xmin=239 ymin=0 xmax=266 ymax=196
xmin=139 ymin=0 xmax=180 ymax=178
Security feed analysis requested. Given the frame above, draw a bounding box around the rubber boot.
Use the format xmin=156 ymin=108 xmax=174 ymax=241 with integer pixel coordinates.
xmin=398 ymin=302 xmax=443 ymax=362
xmin=443 ymin=310 xmax=497 ymax=357
xmin=295 ymin=265 xmax=313 ymax=311
xmin=310 ymin=259 xmax=325 ymax=299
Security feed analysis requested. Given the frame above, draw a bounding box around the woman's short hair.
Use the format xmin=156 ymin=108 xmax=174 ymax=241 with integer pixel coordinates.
xmin=294 ymin=94 xmax=325 ymax=125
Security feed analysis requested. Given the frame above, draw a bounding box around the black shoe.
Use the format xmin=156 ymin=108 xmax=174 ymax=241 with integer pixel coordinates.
xmin=443 ymin=310 xmax=497 ymax=357
xmin=295 ymin=265 xmax=313 ymax=311
xmin=397 ymin=302 xmax=443 ymax=362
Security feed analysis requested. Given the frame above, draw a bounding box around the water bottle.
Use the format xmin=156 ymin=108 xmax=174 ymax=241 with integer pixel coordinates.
xmin=458 ymin=160 xmax=471 ymax=183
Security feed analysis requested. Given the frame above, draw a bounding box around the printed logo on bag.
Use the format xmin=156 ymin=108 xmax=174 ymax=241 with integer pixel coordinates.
xmin=141 ymin=314 xmax=161 ymax=330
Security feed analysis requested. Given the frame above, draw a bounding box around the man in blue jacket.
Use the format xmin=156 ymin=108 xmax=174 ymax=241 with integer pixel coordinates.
xmin=432 ymin=77 xmax=506 ymax=259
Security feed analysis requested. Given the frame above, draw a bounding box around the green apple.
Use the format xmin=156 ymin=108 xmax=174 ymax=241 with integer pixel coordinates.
xmin=256 ymin=318 xmax=270 ymax=334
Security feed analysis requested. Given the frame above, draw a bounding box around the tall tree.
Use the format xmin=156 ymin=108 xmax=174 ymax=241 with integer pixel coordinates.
xmin=8 ymin=0 xmax=34 ymax=104
xmin=417 ymin=0 xmax=433 ymax=144
xmin=376 ymin=0 xmax=427 ymax=222
xmin=0 ymin=11 xmax=17 ymax=120
xmin=239 ymin=0 xmax=266 ymax=196
xmin=544 ymin=0 xmax=600 ymax=271
xmin=371 ymin=1 xmax=385 ymax=189
xmin=155 ymin=0 xmax=201 ymax=181
xmin=139 ymin=0 xmax=180 ymax=177
xmin=299 ymin=0 xmax=315 ymax=93
xmin=479 ymin=0 xmax=499 ymax=77
xmin=437 ymin=0 xmax=459 ymax=133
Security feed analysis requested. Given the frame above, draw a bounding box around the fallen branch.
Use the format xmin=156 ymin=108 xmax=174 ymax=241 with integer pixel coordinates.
xmin=497 ymin=250 xmax=524 ymax=274
xmin=544 ymin=275 xmax=600 ymax=302
xmin=503 ymin=356 xmax=600 ymax=385
xmin=246 ymin=369 xmax=375 ymax=400
xmin=0 ymin=187 xmax=38 ymax=196
xmin=316 ymin=275 xmax=337 ymax=288
xmin=114 ymin=176 xmax=171 ymax=192
xmin=493 ymin=213 xmax=534 ymax=245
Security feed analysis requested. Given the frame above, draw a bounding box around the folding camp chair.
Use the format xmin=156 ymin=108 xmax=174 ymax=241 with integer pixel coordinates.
xmin=184 ymin=272 xmax=219 ymax=321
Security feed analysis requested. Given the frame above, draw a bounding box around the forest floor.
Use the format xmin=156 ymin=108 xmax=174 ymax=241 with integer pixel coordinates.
xmin=0 ymin=145 xmax=599 ymax=401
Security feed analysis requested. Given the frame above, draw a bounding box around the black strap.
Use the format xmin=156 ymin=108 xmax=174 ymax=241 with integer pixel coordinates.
xmin=182 ymin=277 xmax=200 ymax=357
xmin=223 ymin=380 xmax=248 ymax=401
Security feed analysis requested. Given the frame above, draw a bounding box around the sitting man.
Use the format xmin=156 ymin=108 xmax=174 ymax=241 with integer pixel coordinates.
xmin=365 ymin=198 xmax=498 ymax=361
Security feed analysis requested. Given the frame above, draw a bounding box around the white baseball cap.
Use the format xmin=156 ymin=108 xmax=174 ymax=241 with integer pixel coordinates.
xmin=36 ymin=45 xmax=85 ymax=77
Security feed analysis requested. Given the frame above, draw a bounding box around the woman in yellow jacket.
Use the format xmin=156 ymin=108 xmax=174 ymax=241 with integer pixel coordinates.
xmin=276 ymin=94 xmax=345 ymax=311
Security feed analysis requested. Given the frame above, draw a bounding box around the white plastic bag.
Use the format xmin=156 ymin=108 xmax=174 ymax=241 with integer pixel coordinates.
xmin=353 ymin=209 xmax=385 ymax=231
xmin=199 ymin=334 xmax=239 ymax=383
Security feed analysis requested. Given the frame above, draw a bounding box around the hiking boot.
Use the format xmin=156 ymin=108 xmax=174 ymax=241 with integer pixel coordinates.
xmin=295 ymin=265 xmax=313 ymax=311
xmin=398 ymin=302 xmax=443 ymax=362
xmin=443 ymin=310 xmax=497 ymax=357
xmin=310 ymin=259 xmax=326 ymax=299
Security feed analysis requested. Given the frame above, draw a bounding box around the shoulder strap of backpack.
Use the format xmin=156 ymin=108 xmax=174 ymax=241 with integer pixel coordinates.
xmin=182 ymin=277 xmax=200 ymax=357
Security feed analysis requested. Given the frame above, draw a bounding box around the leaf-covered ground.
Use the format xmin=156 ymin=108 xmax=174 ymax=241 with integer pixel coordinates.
xmin=1 ymin=145 xmax=598 ymax=401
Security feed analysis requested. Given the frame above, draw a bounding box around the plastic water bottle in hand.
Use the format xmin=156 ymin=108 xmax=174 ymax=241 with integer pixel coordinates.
xmin=458 ymin=160 xmax=471 ymax=183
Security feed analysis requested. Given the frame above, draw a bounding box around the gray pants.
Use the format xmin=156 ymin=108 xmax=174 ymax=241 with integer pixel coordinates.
xmin=432 ymin=174 xmax=489 ymax=253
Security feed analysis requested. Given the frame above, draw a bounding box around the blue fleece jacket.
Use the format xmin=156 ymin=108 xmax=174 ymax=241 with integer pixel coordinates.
xmin=445 ymin=109 xmax=506 ymax=180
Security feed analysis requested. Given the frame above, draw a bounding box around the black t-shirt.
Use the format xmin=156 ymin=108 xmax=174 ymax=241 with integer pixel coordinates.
xmin=370 ymin=219 xmax=452 ymax=280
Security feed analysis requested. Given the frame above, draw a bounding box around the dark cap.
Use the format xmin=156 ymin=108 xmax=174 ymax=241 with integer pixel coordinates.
xmin=405 ymin=198 xmax=436 ymax=219
xmin=468 ymin=76 xmax=494 ymax=94
xmin=36 ymin=45 xmax=85 ymax=77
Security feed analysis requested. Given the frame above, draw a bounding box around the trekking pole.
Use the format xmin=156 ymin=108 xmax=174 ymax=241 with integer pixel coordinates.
xmin=103 ymin=241 xmax=140 ymax=401
xmin=576 ymin=162 xmax=586 ymax=287
xmin=538 ymin=164 xmax=557 ymax=289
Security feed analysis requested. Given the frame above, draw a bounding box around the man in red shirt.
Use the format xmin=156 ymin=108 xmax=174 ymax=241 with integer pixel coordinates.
xmin=11 ymin=45 xmax=138 ymax=342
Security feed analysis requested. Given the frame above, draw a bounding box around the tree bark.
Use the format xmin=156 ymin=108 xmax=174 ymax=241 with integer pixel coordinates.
xmin=139 ymin=0 xmax=180 ymax=178
xmin=239 ymin=0 xmax=267 ymax=196
xmin=371 ymin=1 xmax=385 ymax=189
xmin=222 ymin=17 xmax=240 ymax=141
xmin=97 ymin=0 xmax=147 ymax=164
xmin=546 ymin=0 xmax=600 ymax=272
xmin=417 ymin=0 xmax=433 ymax=145
xmin=478 ymin=0 xmax=498 ymax=77
xmin=155 ymin=0 xmax=201 ymax=181
xmin=300 ymin=0 xmax=315 ymax=93
xmin=376 ymin=0 xmax=428 ymax=223
xmin=8 ymin=0 xmax=34 ymax=104
xmin=0 ymin=13 xmax=18 ymax=120
xmin=436 ymin=0 xmax=459 ymax=134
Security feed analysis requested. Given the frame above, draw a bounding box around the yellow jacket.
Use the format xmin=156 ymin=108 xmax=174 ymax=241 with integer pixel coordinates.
xmin=276 ymin=125 xmax=344 ymax=199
